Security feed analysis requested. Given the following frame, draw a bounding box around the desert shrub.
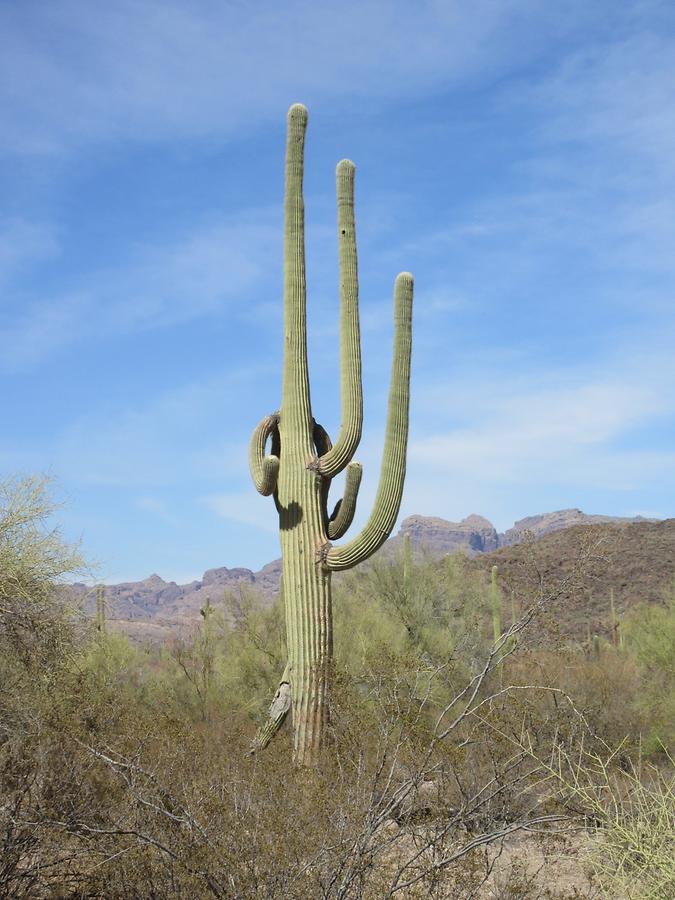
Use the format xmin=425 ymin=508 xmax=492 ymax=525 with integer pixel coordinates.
xmin=621 ymin=593 xmax=675 ymax=753
xmin=334 ymin=552 xmax=495 ymax=674
xmin=0 ymin=476 xmax=89 ymax=894
xmin=501 ymin=647 xmax=645 ymax=756
xmin=2 ymin=483 xmax=669 ymax=897
xmin=0 ymin=474 xmax=85 ymax=664
xmin=533 ymin=739 xmax=675 ymax=900
xmin=588 ymin=757 xmax=675 ymax=900
xmin=218 ymin=584 xmax=287 ymax=718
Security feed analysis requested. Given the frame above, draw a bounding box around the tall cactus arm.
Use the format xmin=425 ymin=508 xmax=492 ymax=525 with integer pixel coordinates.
xmin=323 ymin=272 xmax=413 ymax=571
xmin=249 ymin=414 xmax=280 ymax=496
xmin=327 ymin=461 xmax=362 ymax=540
xmin=318 ymin=160 xmax=363 ymax=478
xmin=282 ymin=103 xmax=312 ymax=431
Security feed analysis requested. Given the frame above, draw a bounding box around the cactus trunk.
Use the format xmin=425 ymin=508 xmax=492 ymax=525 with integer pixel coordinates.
xmin=277 ymin=105 xmax=331 ymax=764
xmin=279 ymin=522 xmax=332 ymax=764
xmin=249 ymin=104 xmax=414 ymax=765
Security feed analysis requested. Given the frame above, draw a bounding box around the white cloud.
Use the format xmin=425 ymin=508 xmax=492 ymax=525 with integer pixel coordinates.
xmin=410 ymin=367 xmax=674 ymax=492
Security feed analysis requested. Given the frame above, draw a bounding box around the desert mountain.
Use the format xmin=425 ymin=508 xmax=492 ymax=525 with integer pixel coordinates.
xmin=73 ymin=509 xmax=661 ymax=640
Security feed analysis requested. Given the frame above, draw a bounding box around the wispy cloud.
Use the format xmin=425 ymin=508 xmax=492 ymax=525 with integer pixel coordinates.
xmin=0 ymin=210 xmax=280 ymax=371
xmin=0 ymin=0 xmax=585 ymax=156
xmin=0 ymin=218 xmax=59 ymax=287
xmin=135 ymin=495 xmax=180 ymax=527
xmin=496 ymin=28 xmax=675 ymax=275
xmin=410 ymin=363 xmax=675 ymax=491
xmin=523 ymin=31 xmax=675 ymax=178
xmin=53 ymin=365 xmax=270 ymax=487
xmin=202 ymin=491 xmax=278 ymax=534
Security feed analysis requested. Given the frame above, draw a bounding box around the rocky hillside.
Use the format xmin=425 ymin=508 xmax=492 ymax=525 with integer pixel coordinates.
xmin=392 ymin=508 xmax=653 ymax=556
xmin=499 ymin=509 xmax=655 ymax=545
xmin=473 ymin=517 xmax=675 ymax=641
xmin=394 ymin=513 xmax=500 ymax=554
xmin=74 ymin=509 xmax=659 ymax=639
xmin=74 ymin=559 xmax=282 ymax=636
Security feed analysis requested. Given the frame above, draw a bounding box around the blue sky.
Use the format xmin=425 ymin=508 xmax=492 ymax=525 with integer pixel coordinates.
xmin=2 ymin=0 xmax=674 ymax=583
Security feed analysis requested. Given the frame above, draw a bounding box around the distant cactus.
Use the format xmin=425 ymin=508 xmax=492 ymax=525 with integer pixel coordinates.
xmin=403 ymin=532 xmax=413 ymax=599
xmin=249 ymin=105 xmax=414 ymax=765
xmin=490 ymin=565 xmax=502 ymax=644
xmin=199 ymin=596 xmax=212 ymax=620
xmin=609 ymin=588 xmax=624 ymax=650
xmin=95 ymin=584 xmax=106 ymax=635
xmin=610 ymin=588 xmax=617 ymax=646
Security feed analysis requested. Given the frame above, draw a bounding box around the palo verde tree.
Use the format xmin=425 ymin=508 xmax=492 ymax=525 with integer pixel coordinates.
xmin=249 ymin=104 xmax=414 ymax=765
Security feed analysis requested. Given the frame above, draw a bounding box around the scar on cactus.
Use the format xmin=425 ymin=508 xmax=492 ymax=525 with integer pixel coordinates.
xmin=248 ymin=104 xmax=414 ymax=765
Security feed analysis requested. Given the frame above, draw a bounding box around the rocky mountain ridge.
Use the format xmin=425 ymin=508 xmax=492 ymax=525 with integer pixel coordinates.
xmin=74 ymin=509 xmax=655 ymax=633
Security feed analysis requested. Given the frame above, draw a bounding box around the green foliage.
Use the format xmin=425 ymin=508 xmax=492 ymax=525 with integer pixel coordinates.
xmin=218 ymin=585 xmax=287 ymax=717
xmin=334 ymin=550 xmax=495 ymax=679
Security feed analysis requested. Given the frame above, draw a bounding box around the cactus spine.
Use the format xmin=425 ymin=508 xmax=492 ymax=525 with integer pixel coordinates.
xmin=249 ymin=104 xmax=414 ymax=765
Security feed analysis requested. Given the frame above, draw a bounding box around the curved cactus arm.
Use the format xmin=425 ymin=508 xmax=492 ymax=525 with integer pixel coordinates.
xmin=270 ymin=424 xmax=282 ymax=514
xmin=318 ymin=160 xmax=363 ymax=478
xmin=323 ymin=272 xmax=413 ymax=572
xmin=249 ymin=413 xmax=280 ymax=497
xmin=327 ymin=461 xmax=362 ymax=540
xmin=249 ymin=664 xmax=291 ymax=753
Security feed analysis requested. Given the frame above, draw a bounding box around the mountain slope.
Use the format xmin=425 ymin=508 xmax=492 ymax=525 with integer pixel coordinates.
xmin=474 ymin=518 xmax=675 ymax=640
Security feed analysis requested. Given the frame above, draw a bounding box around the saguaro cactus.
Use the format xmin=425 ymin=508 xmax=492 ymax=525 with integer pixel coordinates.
xmin=249 ymin=104 xmax=414 ymax=765
xmin=95 ymin=584 xmax=106 ymax=635
xmin=490 ymin=565 xmax=502 ymax=645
